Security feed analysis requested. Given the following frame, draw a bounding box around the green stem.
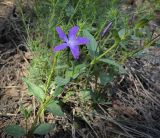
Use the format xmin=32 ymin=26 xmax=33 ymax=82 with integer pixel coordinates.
xmin=28 ymin=55 xmax=57 ymax=136
xmin=28 ymin=95 xmax=53 ymax=136
xmin=44 ymin=55 xmax=57 ymax=95
xmin=90 ymin=42 xmax=118 ymax=65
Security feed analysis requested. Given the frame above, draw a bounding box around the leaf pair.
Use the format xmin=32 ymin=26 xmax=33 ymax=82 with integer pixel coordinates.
xmin=4 ymin=123 xmax=55 ymax=137
xmin=23 ymin=78 xmax=64 ymax=116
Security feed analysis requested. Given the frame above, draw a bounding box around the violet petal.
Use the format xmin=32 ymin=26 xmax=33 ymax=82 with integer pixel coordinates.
xmin=56 ymin=27 xmax=68 ymax=42
xmin=68 ymin=26 xmax=79 ymax=41
xmin=53 ymin=43 xmax=68 ymax=52
xmin=74 ymin=37 xmax=90 ymax=45
xmin=70 ymin=45 xmax=80 ymax=59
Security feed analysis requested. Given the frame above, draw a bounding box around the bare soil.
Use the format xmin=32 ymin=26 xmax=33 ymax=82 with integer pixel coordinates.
xmin=0 ymin=1 xmax=30 ymax=137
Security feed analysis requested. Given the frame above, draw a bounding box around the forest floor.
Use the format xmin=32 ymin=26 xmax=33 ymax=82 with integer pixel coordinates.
xmin=0 ymin=0 xmax=160 ymax=138
xmin=0 ymin=0 xmax=30 ymax=137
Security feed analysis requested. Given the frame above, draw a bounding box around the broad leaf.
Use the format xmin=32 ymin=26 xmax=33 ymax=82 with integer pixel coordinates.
xmin=99 ymin=58 xmax=126 ymax=74
xmin=118 ymin=28 xmax=127 ymax=40
xmin=55 ymin=76 xmax=70 ymax=87
xmin=53 ymin=87 xmax=64 ymax=97
xmin=34 ymin=123 xmax=55 ymax=135
xmin=23 ymin=78 xmax=45 ymax=101
xmin=46 ymin=100 xmax=64 ymax=116
xmin=4 ymin=125 xmax=26 ymax=137
xmin=83 ymin=29 xmax=98 ymax=57
xmin=99 ymin=71 xmax=113 ymax=85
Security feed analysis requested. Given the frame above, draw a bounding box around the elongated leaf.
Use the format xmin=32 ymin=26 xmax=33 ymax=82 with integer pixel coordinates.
xmin=55 ymin=64 xmax=68 ymax=70
xmin=34 ymin=123 xmax=55 ymax=135
xmin=4 ymin=125 xmax=26 ymax=137
xmin=112 ymin=29 xmax=121 ymax=44
xmin=135 ymin=18 xmax=149 ymax=29
xmin=46 ymin=100 xmax=64 ymax=116
xmin=55 ymin=76 xmax=70 ymax=87
xmin=23 ymin=78 xmax=45 ymax=101
xmin=99 ymin=58 xmax=126 ymax=74
xmin=53 ymin=87 xmax=63 ymax=97
xmin=20 ymin=105 xmax=31 ymax=119
xmin=83 ymin=29 xmax=98 ymax=57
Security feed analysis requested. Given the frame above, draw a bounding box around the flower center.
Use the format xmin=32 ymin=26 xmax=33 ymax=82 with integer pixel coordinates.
xmin=68 ymin=39 xmax=75 ymax=46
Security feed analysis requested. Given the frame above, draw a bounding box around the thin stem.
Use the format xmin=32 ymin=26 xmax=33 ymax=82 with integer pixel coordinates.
xmin=129 ymin=34 xmax=160 ymax=57
xmin=90 ymin=43 xmax=118 ymax=65
xmin=44 ymin=55 xmax=57 ymax=95
xmin=28 ymin=95 xmax=53 ymax=136
xmin=28 ymin=55 xmax=57 ymax=136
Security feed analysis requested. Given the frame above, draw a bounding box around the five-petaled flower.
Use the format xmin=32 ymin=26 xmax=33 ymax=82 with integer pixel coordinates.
xmin=53 ymin=26 xmax=89 ymax=59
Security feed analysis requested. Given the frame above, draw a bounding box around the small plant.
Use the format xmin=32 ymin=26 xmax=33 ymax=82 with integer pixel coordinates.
xmin=4 ymin=0 xmax=160 ymax=137
xmin=4 ymin=21 xmax=127 ymax=137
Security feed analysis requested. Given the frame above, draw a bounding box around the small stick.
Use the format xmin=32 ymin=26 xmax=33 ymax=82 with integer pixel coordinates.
xmin=0 ymin=112 xmax=17 ymax=117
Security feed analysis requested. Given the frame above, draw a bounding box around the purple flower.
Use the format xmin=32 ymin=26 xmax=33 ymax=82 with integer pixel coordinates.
xmin=53 ymin=26 xmax=89 ymax=59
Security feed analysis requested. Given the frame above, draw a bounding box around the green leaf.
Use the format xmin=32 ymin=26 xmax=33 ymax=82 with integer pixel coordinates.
xmin=65 ymin=63 xmax=86 ymax=79
xmin=79 ymin=90 xmax=92 ymax=101
xmin=99 ymin=58 xmax=126 ymax=74
xmin=91 ymin=92 xmax=105 ymax=104
xmin=118 ymin=28 xmax=127 ymax=40
xmin=83 ymin=29 xmax=98 ymax=57
xmin=65 ymin=70 xmax=73 ymax=79
xmin=20 ymin=105 xmax=31 ymax=119
xmin=112 ymin=29 xmax=121 ymax=44
xmin=131 ymin=35 xmax=141 ymax=41
xmin=72 ymin=64 xmax=86 ymax=79
xmin=23 ymin=78 xmax=45 ymax=101
xmin=99 ymin=71 xmax=113 ymax=85
xmin=135 ymin=18 xmax=149 ymax=29
xmin=55 ymin=76 xmax=70 ymax=87
xmin=55 ymin=64 xmax=68 ymax=70
xmin=46 ymin=100 xmax=64 ymax=116
xmin=34 ymin=123 xmax=55 ymax=135
xmin=4 ymin=125 xmax=26 ymax=137
xmin=53 ymin=87 xmax=63 ymax=97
